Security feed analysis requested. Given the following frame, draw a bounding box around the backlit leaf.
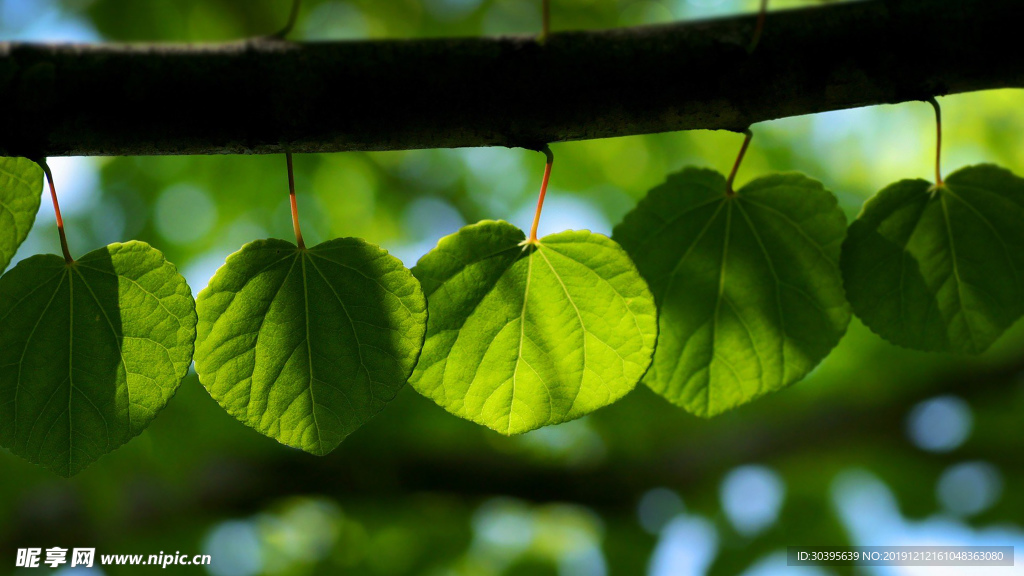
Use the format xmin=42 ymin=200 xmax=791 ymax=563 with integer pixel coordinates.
xmin=194 ymin=238 xmax=426 ymax=455
xmin=841 ymin=164 xmax=1024 ymax=354
xmin=0 ymin=157 xmax=43 ymax=273
xmin=410 ymin=221 xmax=657 ymax=435
xmin=614 ymin=168 xmax=850 ymax=417
xmin=0 ymin=241 xmax=197 ymax=477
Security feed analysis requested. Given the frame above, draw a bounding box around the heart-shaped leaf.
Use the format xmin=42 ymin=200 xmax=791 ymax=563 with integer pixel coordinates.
xmin=841 ymin=164 xmax=1024 ymax=354
xmin=194 ymin=238 xmax=426 ymax=455
xmin=0 ymin=241 xmax=197 ymax=477
xmin=614 ymin=168 xmax=850 ymax=417
xmin=0 ymin=157 xmax=44 ymax=273
xmin=410 ymin=221 xmax=657 ymax=435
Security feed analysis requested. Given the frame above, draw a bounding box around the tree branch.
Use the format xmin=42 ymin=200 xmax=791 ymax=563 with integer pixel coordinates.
xmin=0 ymin=0 xmax=1021 ymax=157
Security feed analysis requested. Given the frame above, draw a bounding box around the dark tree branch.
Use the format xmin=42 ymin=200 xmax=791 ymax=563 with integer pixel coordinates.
xmin=0 ymin=0 xmax=1021 ymax=157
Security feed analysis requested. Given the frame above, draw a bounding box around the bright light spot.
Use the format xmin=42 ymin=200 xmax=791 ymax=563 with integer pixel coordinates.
xmin=720 ymin=465 xmax=785 ymax=536
xmin=906 ymin=395 xmax=973 ymax=453
xmin=560 ymin=543 xmax=607 ymax=576
xmin=41 ymin=157 xmax=101 ymax=217
xmin=937 ymin=461 xmax=1003 ymax=517
xmin=405 ymin=196 xmax=465 ymax=240
xmin=469 ymin=499 xmax=607 ymax=575
xmin=831 ymin=467 xmax=1024 ymax=576
xmin=1 ymin=0 xmax=54 ymax=30
xmin=830 ymin=469 xmax=903 ymax=541
xmin=460 ymin=147 xmax=523 ymax=182
xmin=474 ymin=499 xmax=536 ymax=553
xmin=637 ymin=488 xmax=685 ymax=535
xmin=179 ymin=219 xmax=266 ymax=292
xmin=512 ymin=195 xmax=612 ymax=238
xmin=202 ymin=520 xmax=262 ymax=576
xmin=0 ymin=0 xmax=100 ymax=41
xmin=672 ymin=0 xmax=736 ymax=19
xmin=181 ymin=250 xmax=229 ymax=293
xmin=387 ymin=239 xmax=436 ymax=269
xmin=648 ymin=515 xmax=718 ymax=576
xmin=810 ymin=107 xmax=876 ymax=146
xmin=389 ymin=197 xmax=466 ymax=267
xmin=458 ymin=147 xmax=529 ymax=217
xmin=807 ymin=105 xmax=929 ymax=185
xmin=154 ymin=184 xmax=217 ymax=245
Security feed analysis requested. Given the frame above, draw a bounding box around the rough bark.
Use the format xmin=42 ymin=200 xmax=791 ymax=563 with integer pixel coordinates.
xmin=0 ymin=0 xmax=1021 ymax=157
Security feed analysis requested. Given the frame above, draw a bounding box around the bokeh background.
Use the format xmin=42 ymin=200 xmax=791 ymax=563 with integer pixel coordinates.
xmin=3 ymin=0 xmax=1024 ymax=574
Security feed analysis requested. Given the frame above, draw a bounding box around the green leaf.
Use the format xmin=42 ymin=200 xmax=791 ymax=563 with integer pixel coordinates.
xmin=0 ymin=241 xmax=197 ymax=477
xmin=194 ymin=238 xmax=426 ymax=455
xmin=0 ymin=157 xmax=44 ymax=273
xmin=614 ymin=168 xmax=850 ymax=417
xmin=841 ymin=164 xmax=1024 ymax=354
xmin=410 ymin=221 xmax=657 ymax=435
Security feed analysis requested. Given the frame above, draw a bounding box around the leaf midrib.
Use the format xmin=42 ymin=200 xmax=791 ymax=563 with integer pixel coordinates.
xmin=733 ymin=201 xmax=776 ymax=388
xmin=942 ymin=183 xmax=1021 ymax=285
xmin=939 ymin=191 xmax=978 ymax=350
xmin=535 ymin=246 xmax=586 ymax=421
xmin=304 ymin=252 xmax=381 ymax=448
xmin=72 ymin=266 xmax=124 ymax=444
xmin=298 ymin=254 xmax=324 ymax=453
xmin=508 ymin=251 xmax=533 ymax=433
xmin=66 ymin=270 xmax=74 ymax=474
xmin=707 ymin=201 xmax=733 ymax=415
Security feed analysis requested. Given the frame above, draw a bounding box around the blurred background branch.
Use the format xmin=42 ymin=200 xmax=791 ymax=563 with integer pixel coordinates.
xmin=1 ymin=0 xmax=1022 ymax=157
xmin=6 ymin=347 xmax=1020 ymax=541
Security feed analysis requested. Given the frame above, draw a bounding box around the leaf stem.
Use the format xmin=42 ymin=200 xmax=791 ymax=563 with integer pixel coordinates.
xmin=285 ymin=151 xmax=306 ymax=249
xmin=927 ymin=96 xmax=943 ymax=186
xmin=528 ymin=146 xmax=555 ymax=243
xmin=726 ymin=129 xmax=753 ymax=197
xmin=39 ymin=160 xmax=74 ymax=263
xmin=273 ymin=0 xmax=302 ymax=39
xmin=748 ymin=0 xmax=768 ymax=53
xmin=540 ymin=0 xmax=550 ymax=43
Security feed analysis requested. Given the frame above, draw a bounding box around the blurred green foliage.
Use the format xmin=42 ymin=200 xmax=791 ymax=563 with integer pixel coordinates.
xmin=2 ymin=0 xmax=1024 ymax=574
